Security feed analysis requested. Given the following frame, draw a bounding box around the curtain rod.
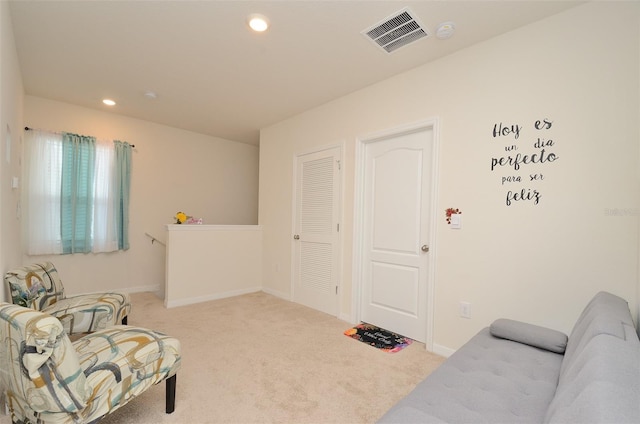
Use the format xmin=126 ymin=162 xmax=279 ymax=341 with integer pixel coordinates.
xmin=24 ymin=127 xmax=135 ymax=148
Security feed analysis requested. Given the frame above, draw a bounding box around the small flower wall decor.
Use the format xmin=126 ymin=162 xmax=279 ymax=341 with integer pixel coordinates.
xmin=174 ymin=211 xmax=190 ymax=224
xmin=445 ymin=208 xmax=462 ymax=224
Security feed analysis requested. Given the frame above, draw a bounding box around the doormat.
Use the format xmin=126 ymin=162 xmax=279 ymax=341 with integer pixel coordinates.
xmin=344 ymin=323 xmax=412 ymax=353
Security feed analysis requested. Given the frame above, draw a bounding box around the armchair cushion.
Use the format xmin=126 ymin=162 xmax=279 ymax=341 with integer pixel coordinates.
xmin=73 ymin=326 xmax=181 ymax=421
xmin=5 ymin=262 xmax=131 ymax=335
xmin=45 ymin=292 xmax=131 ymax=334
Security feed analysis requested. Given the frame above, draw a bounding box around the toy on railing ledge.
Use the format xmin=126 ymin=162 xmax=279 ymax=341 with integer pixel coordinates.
xmin=174 ymin=211 xmax=203 ymax=225
xmin=174 ymin=211 xmax=189 ymax=224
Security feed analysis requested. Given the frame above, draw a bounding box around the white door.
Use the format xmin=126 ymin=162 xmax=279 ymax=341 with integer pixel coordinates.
xmin=360 ymin=126 xmax=433 ymax=342
xmin=292 ymin=147 xmax=341 ymax=316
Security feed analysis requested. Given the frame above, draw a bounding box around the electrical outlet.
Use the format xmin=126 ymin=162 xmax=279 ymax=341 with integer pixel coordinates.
xmin=459 ymin=301 xmax=471 ymax=319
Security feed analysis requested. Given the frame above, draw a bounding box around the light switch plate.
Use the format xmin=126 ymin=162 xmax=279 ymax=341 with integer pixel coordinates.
xmin=450 ymin=213 xmax=462 ymax=229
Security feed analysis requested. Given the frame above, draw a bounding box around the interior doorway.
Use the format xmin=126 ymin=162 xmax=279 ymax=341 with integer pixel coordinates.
xmin=353 ymin=119 xmax=438 ymax=347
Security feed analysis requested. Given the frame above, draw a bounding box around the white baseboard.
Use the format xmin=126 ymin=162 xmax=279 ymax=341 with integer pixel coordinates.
xmin=83 ymin=285 xmax=161 ymax=297
xmin=339 ymin=312 xmax=355 ymax=323
xmin=164 ymin=286 xmax=262 ymax=308
xmin=261 ymin=287 xmax=291 ymax=301
xmin=121 ymin=284 xmax=162 ymax=295
xmin=432 ymin=343 xmax=456 ymax=358
xmin=257 ymin=289 xmax=355 ymax=324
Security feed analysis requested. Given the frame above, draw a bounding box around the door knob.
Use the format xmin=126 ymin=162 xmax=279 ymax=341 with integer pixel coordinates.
xmin=421 ymin=245 xmax=429 ymax=252
xmin=294 ymin=234 xmax=300 ymax=240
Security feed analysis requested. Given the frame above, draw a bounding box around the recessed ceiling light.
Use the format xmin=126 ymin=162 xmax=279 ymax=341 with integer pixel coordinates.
xmin=144 ymin=91 xmax=157 ymax=99
xmin=247 ymin=14 xmax=269 ymax=32
xmin=102 ymin=99 xmax=116 ymax=106
xmin=436 ymin=21 xmax=456 ymax=40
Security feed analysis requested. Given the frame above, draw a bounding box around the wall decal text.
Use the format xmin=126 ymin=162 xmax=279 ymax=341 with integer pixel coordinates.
xmin=490 ymin=118 xmax=558 ymax=206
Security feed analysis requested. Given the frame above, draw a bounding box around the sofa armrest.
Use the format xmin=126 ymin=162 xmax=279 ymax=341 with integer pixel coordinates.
xmin=490 ymin=318 xmax=568 ymax=353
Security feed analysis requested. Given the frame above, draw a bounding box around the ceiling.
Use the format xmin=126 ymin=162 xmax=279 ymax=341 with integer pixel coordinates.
xmin=9 ymin=1 xmax=583 ymax=146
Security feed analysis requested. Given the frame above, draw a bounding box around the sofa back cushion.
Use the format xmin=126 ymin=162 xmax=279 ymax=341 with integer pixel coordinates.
xmin=5 ymin=262 xmax=66 ymax=311
xmin=0 ymin=303 xmax=90 ymax=414
xmin=544 ymin=291 xmax=640 ymax=423
xmin=559 ymin=291 xmax=634 ymax=380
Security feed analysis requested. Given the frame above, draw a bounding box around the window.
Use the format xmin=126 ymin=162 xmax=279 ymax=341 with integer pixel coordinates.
xmin=25 ymin=129 xmax=132 ymax=255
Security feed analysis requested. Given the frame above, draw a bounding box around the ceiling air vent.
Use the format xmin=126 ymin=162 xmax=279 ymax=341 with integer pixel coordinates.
xmin=362 ymin=7 xmax=429 ymax=54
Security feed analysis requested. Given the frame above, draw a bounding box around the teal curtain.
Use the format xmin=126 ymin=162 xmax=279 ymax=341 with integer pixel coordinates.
xmin=114 ymin=141 xmax=132 ymax=250
xmin=61 ymin=133 xmax=96 ymax=254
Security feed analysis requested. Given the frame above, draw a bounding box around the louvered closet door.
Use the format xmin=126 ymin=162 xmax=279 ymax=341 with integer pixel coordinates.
xmin=293 ymin=147 xmax=341 ymax=316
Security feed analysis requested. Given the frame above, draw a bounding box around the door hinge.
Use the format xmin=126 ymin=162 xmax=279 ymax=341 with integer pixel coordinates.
xmin=337 ymin=223 xmax=340 ymax=232
xmin=335 ymin=286 xmax=338 ymax=294
xmin=336 ymin=159 xmax=341 ymax=170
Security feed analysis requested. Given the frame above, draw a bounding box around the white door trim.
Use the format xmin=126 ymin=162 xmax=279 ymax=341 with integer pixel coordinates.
xmin=352 ymin=118 xmax=440 ymax=351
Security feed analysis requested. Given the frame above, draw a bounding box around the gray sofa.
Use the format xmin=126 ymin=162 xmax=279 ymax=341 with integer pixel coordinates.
xmin=378 ymin=291 xmax=640 ymax=423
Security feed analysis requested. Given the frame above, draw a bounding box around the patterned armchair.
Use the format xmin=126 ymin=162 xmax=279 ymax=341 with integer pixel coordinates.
xmin=0 ymin=302 xmax=181 ymax=423
xmin=4 ymin=262 xmax=131 ymax=335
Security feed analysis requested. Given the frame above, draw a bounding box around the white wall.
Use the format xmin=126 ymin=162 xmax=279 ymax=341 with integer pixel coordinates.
xmin=165 ymin=225 xmax=262 ymax=307
xmin=0 ymin=1 xmax=25 ymax=303
xmin=24 ymin=96 xmax=259 ymax=297
xmin=259 ymin=2 xmax=640 ymax=351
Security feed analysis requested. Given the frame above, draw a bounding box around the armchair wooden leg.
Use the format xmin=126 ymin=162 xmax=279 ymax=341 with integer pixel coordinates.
xmin=166 ymin=374 xmax=177 ymax=414
xmin=121 ymin=316 xmax=128 ymax=325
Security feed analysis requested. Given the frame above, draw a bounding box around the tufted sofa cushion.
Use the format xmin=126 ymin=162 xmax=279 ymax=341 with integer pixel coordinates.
xmin=378 ymin=327 xmax=564 ymax=423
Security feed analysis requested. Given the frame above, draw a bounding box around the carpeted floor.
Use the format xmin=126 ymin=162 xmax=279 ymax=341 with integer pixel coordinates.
xmin=99 ymin=291 xmax=445 ymax=423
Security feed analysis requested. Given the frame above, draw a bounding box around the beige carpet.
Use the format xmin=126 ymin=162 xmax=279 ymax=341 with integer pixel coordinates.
xmin=99 ymin=291 xmax=445 ymax=424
